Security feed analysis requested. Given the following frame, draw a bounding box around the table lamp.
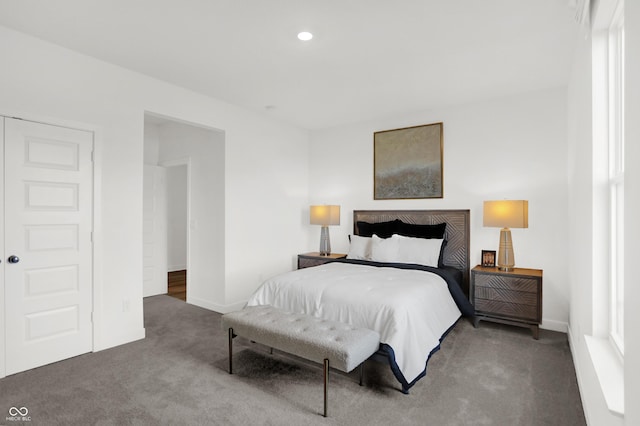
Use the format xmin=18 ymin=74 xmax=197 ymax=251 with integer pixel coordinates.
xmin=310 ymin=205 xmax=340 ymax=256
xmin=483 ymin=200 xmax=528 ymax=271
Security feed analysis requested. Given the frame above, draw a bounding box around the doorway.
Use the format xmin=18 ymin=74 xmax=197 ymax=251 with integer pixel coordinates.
xmin=143 ymin=113 xmax=225 ymax=309
xmin=165 ymin=163 xmax=188 ymax=302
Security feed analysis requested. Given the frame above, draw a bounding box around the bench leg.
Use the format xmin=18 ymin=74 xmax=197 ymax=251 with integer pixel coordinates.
xmin=228 ymin=328 xmax=233 ymax=374
xmin=323 ymin=358 xmax=329 ymax=418
xmin=359 ymin=363 xmax=364 ymax=386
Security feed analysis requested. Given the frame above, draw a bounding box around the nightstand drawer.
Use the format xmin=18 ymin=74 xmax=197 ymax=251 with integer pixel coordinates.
xmin=474 ymin=287 xmax=538 ymax=306
xmin=475 ymin=298 xmax=538 ymax=322
xmin=474 ymin=274 xmax=538 ymax=293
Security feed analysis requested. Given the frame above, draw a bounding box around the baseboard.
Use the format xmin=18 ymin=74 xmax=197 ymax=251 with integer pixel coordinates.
xmin=95 ymin=327 xmax=146 ymax=352
xmin=188 ymin=296 xmax=247 ymax=314
xmin=168 ymin=265 xmax=187 ymax=272
xmin=541 ymin=318 xmax=568 ymax=333
xmin=567 ymin=326 xmax=591 ymax=422
xmin=143 ymin=288 xmax=168 ymax=298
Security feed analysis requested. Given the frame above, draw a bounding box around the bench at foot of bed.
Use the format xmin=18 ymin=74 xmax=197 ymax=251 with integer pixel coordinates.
xmin=221 ymin=305 xmax=380 ymax=417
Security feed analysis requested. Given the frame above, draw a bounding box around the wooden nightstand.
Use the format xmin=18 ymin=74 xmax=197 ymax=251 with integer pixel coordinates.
xmin=470 ymin=265 xmax=543 ymax=339
xmin=297 ymin=252 xmax=347 ymax=269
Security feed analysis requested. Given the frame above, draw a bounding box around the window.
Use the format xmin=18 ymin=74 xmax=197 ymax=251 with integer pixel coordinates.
xmin=583 ymin=1 xmax=625 ymax=415
xmin=608 ymin=1 xmax=624 ymax=355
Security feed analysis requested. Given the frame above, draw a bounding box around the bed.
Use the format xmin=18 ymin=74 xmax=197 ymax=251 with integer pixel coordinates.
xmin=246 ymin=209 xmax=474 ymax=393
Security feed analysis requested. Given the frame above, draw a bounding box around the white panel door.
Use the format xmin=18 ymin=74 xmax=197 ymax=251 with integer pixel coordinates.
xmin=4 ymin=118 xmax=93 ymax=375
xmin=143 ymin=165 xmax=167 ymax=297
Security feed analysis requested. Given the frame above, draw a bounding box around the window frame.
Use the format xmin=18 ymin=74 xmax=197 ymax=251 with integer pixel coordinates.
xmin=607 ymin=0 xmax=625 ymax=357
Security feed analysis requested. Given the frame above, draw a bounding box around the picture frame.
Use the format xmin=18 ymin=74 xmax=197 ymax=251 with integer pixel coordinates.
xmin=481 ymin=250 xmax=496 ymax=267
xmin=373 ymin=122 xmax=443 ymax=199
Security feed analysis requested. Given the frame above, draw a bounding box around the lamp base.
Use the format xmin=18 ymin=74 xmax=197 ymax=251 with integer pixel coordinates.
xmin=319 ymin=226 xmax=331 ymax=256
xmin=497 ymin=228 xmax=515 ymax=271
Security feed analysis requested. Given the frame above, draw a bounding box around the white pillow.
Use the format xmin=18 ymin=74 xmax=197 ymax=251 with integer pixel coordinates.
xmin=370 ymin=234 xmax=399 ymax=263
xmin=392 ymin=234 xmax=443 ymax=268
xmin=346 ymin=235 xmax=372 ymax=260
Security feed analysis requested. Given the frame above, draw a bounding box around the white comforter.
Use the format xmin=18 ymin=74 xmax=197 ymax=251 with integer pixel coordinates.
xmin=246 ymin=262 xmax=461 ymax=385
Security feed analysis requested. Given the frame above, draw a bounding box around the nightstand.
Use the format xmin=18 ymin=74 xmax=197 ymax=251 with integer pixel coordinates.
xmin=470 ymin=265 xmax=543 ymax=339
xmin=297 ymin=252 xmax=347 ymax=269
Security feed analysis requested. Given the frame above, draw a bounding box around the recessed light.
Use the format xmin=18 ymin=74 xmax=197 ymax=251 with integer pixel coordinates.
xmin=297 ymin=31 xmax=313 ymax=41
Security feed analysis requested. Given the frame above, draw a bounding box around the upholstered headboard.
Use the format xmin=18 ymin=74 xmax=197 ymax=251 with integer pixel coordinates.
xmin=353 ymin=209 xmax=470 ymax=296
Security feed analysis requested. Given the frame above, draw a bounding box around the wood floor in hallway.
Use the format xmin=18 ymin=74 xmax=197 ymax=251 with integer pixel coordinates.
xmin=168 ymin=270 xmax=186 ymax=301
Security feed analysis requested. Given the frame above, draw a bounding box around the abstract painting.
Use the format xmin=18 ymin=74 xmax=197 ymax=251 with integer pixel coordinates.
xmin=374 ymin=122 xmax=443 ymax=199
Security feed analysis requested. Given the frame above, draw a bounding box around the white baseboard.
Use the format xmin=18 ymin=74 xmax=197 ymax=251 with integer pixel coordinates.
xmin=567 ymin=326 xmax=592 ymax=422
xmin=168 ymin=265 xmax=187 ymax=272
xmin=95 ymin=327 xmax=146 ymax=352
xmin=541 ymin=318 xmax=568 ymax=333
xmin=143 ymin=288 xmax=167 ymax=298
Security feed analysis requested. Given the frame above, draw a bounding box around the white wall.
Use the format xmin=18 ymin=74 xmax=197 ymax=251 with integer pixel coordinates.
xmin=0 ymin=25 xmax=309 ymax=357
xmin=142 ymin=164 xmax=168 ymax=297
xmin=166 ymin=165 xmax=188 ymax=271
xmin=309 ymin=88 xmax=569 ymax=331
xmin=144 ymin=124 xmax=161 ymax=165
xmin=142 ymin=123 xmax=168 ymax=298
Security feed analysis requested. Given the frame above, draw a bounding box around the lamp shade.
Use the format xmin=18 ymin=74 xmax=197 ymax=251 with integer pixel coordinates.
xmin=483 ymin=200 xmax=528 ymax=229
xmin=310 ymin=205 xmax=340 ymax=226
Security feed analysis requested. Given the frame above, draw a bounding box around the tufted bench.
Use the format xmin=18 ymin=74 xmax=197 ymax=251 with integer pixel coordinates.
xmin=221 ymin=305 xmax=380 ymax=417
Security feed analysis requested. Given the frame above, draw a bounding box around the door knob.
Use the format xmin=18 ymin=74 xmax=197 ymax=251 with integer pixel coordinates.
xmin=7 ymin=255 xmax=19 ymax=264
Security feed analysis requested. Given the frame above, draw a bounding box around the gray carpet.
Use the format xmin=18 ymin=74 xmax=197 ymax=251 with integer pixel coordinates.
xmin=0 ymin=295 xmax=586 ymax=425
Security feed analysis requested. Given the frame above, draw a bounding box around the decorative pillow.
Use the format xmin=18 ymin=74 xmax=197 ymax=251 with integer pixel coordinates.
xmin=370 ymin=234 xmax=399 ymax=262
xmin=356 ymin=220 xmax=401 ymax=238
xmin=392 ymin=234 xmax=444 ymax=268
xmin=346 ymin=235 xmax=373 ymax=260
xmin=396 ymin=221 xmax=446 ymax=239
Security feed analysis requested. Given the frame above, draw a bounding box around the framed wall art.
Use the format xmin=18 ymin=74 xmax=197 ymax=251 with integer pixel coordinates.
xmin=373 ymin=122 xmax=443 ymax=199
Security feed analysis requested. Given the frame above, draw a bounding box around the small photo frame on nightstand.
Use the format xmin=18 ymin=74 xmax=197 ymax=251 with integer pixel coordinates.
xmin=482 ymin=250 xmax=496 ymax=267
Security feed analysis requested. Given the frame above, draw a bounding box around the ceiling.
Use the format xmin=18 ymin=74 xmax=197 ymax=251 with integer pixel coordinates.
xmin=0 ymin=1 xmax=578 ymax=130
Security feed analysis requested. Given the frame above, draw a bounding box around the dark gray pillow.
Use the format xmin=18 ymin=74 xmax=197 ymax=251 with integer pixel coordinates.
xmin=397 ymin=221 xmax=446 ymax=239
xmin=356 ymin=219 xmax=401 ymax=238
